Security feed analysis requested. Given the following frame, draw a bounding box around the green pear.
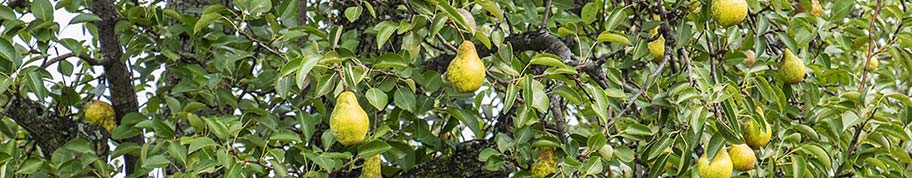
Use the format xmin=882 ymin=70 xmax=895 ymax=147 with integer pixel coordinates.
xmin=329 ymin=91 xmax=370 ymax=145
xmin=698 ymin=147 xmax=733 ymax=178
xmin=712 ymin=0 xmax=748 ymax=27
xmin=729 ymin=144 xmax=756 ymax=171
xmin=778 ymin=49 xmax=806 ymax=85
xmin=446 ymin=41 xmax=486 ymax=93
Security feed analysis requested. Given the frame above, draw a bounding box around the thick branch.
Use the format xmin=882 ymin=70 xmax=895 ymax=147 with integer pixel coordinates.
xmin=91 ymin=0 xmax=144 ymax=173
xmin=3 ymin=96 xmax=109 ymax=157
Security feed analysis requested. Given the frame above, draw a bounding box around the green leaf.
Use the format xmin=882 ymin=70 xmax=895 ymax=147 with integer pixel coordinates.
xmin=344 ymin=6 xmax=362 ymax=22
xmin=800 ymin=144 xmax=831 ymax=169
xmin=167 ymin=141 xmax=188 ymax=165
xmin=393 ymin=88 xmax=416 ymax=112
xmin=61 ymin=140 xmax=94 ymax=155
xmin=581 ymin=2 xmax=599 ymax=24
xmin=375 ymin=21 xmax=397 ymax=49
xmin=142 ymin=155 xmax=171 ymax=169
xmin=30 ymin=0 xmax=53 ymax=21
xmin=194 ymin=12 xmax=223 ymax=34
xmin=188 ymin=137 xmax=217 ymax=153
xmin=530 ymin=53 xmax=569 ymax=68
xmin=358 ymin=140 xmax=392 ymax=159
xmin=270 ymin=130 xmax=302 ymax=143
xmin=0 ymin=38 xmax=22 ymax=71
xmin=623 ymin=123 xmax=654 ymax=136
xmin=204 ymin=117 xmax=230 ymax=140
xmin=477 ymin=0 xmax=503 ymax=20
xmin=587 ymin=132 xmax=607 ymax=150
xmin=296 ymin=54 xmax=321 ymax=90
xmin=111 ymin=125 xmax=141 ymax=140
xmin=365 ymin=88 xmax=388 ymax=110
xmin=581 ymin=158 xmax=604 ymax=176
xmin=597 ymin=32 xmax=631 ymax=45
xmin=437 ymin=2 xmax=470 ymax=33
xmin=16 ymin=158 xmax=44 ymax=175
xmin=69 ymin=13 xmax=102 ymax=24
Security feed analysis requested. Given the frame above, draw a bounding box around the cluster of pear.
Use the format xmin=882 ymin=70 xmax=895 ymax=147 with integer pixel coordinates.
xmin=330 ymin=39 xmax=484 ymax=177
xmin=698 ymin=118 xmax=772 ymax=178
xmin=83 ymin=100 xmax=117 ymax=132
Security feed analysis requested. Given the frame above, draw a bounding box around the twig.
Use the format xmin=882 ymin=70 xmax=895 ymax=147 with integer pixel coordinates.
xmin=540 ymin=0 xmax=552 ymax=30
xmin=436 ymin=34 xmax=458 ymax=52
xmin=611 ymin=57 xmax=668 ymax=123
xmin=834 ymin=107 xmax=878 ymax=178
xmin=41 ymin=53 xmax=109 ymax=68
xmin=858 ymin=0 xmax=883 ymax=92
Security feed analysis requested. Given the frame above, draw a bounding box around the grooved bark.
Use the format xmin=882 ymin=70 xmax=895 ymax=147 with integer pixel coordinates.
xmin=3 ymin=97 xmax=109 ymax=157
xmin=91 ymin=0 xmax=144 ymax=174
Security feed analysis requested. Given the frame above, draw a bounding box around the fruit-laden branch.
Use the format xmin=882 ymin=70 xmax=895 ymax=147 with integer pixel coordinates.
xmin=424 ymin=30 xmax=611 ymax=89
xmin=91 ymin=0 xmax=144 ymax=173
xmin=2 ymin=96 xmax=109 ymax=157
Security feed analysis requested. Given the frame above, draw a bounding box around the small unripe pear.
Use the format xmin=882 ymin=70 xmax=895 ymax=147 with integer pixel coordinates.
xmin=446 ymin=41 xmax=486 ymax=93
xmin=778 ymin=49 xmax=806 ymax=85
xmin=698 ymin=147 xmax=733 ymax=178
xmin=329 ymin=91 xmax=370 ymax=145
xmin=712 ymin=0 xmax=748 ymax=27
xmin=729 ymin=144 xmax=756 ymax=171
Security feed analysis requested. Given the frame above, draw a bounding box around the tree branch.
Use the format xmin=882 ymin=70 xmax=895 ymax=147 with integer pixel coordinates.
xmin=3 ymin=96 xmax=109 ymax=157
xmin=41 ymin=53 xmax=109 ymax=68
xmin=858 ymin=0 xmax=883 ymax=92
xmin=91 ymin=0 xmax=144 ymax=174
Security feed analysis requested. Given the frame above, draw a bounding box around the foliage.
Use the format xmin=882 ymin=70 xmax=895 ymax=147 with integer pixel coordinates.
xmin=0 ymin=0 xmax=910 ymax=177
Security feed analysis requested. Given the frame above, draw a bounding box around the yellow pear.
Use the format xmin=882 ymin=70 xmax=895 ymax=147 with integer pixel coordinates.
xmin=329 ymin=91 xmax=370 ymax=145
xmin=867 ymin=59 xmax=879 ymax=69
xmin=728 ymin=144 xmax=756 ymax=171
xmin=648 ymin=27 xmax=666 ymax=63
xmin=697 ymin=147 xmax=733 ymax=178
xmin=446 ymin=41 xmax=486 ymax=93
xmin=778 ymin=49 xmax=806 ymax=85
xmin=531 ymin=148 xmax=557 ymax=178
xmin=712 ymin=0 xmax=748 ymax=27
xmin=743 ymin=118 xmax=772 ymax=149
xmin=84 ymin=100 xmax=117 ymax=132
xmin=359 ymin=155 xmax=381 ymax=178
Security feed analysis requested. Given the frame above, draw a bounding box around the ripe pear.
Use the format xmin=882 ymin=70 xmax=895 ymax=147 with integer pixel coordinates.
xmin=743 ymin=118 xmax=772 ymax=149
xmin=712 ymin=0 xmax=748 ymax=27
xmin=84 ymin=100 xmax=117 ymax=132
xmin=648 ymin=27 xmax=666 ymax=63
xmin=728 ymin=144 xmax=756 ymax=171
xmin=446 ymin=41 xmax=486 ymax=93
xmin=867 ymin=59 xmax=880 ymax=69
xmin=531 ymin=148 xmax=557 ymax=178
xmin=359 ymin=155 xmax=381 ymax=178
xmin=697 ymin=147 xmax=733 ymax=178
xmin=778 ymin=49 xmax=806 ymax=85
xmin=329 ymin=91 xmax=370 ymax=145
